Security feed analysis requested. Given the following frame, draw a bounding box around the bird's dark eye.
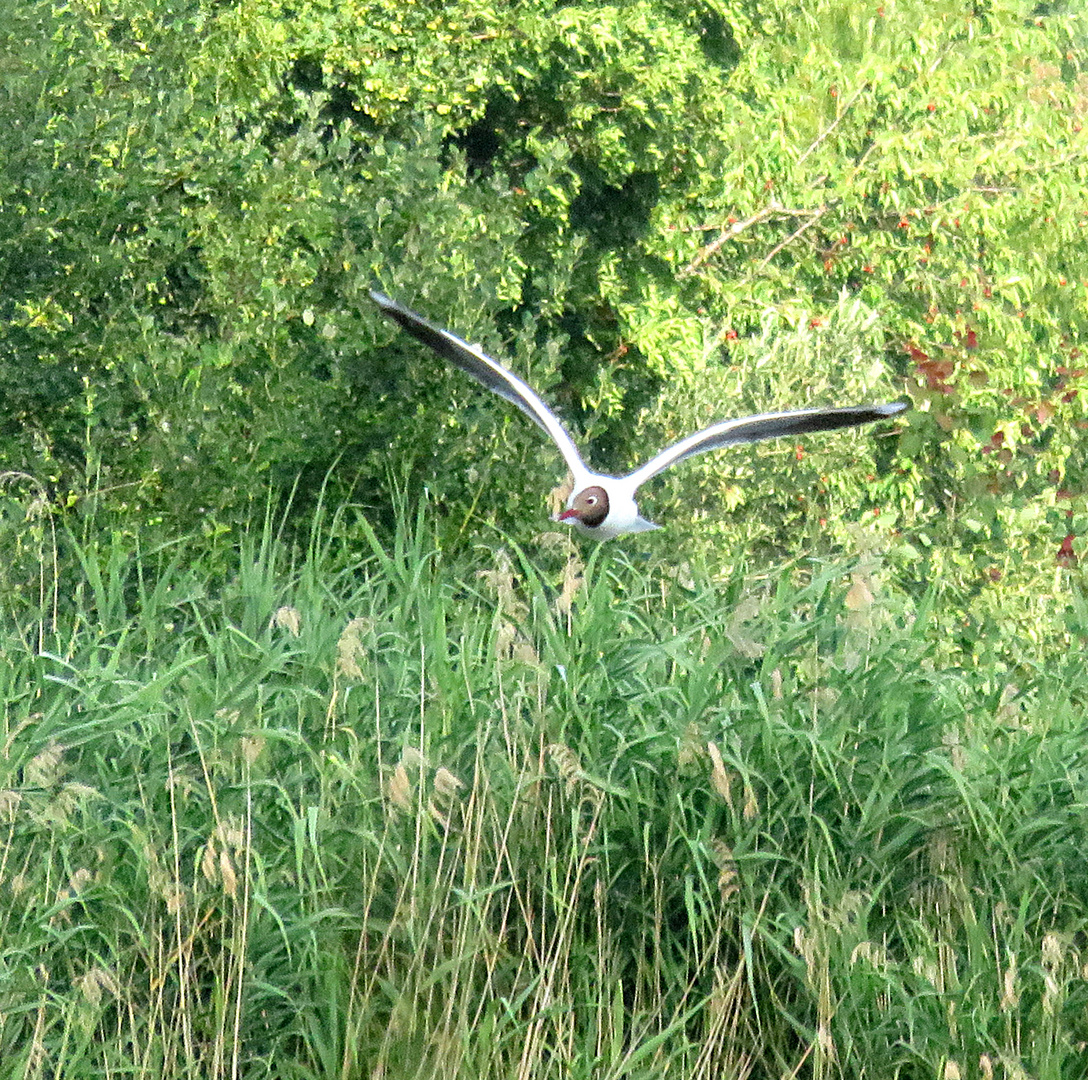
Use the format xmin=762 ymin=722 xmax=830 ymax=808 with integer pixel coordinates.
xmin=585 ymin=495 xmax=597 ymax=505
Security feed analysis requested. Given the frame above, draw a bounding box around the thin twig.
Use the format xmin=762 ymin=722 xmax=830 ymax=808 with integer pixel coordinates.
xmin=797 ymin=83 xmax=869 ymax=166
xmin=681 ymin=202 xmax=782 ymax=275
xmin=756 ymin=205 xmax=832 ymax=271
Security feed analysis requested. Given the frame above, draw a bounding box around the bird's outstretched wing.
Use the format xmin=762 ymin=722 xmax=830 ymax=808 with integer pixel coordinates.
xmin=370 ymin=291 xmax=589 ymax=483
xmin=623 ymin=403 xmax=907 ymax=492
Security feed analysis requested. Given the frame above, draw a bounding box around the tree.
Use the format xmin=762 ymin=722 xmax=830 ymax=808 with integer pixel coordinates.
xmin=2 ymin=0 xmax=1086 ymax=613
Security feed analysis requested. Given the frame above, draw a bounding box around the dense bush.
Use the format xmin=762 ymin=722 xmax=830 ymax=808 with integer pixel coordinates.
xmin=2 ymin=0 xmax=1087 ymax=599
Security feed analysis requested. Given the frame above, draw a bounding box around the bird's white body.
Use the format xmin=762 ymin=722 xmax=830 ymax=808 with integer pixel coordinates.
xmin=371 ymin=291 xmax=906 ymax=538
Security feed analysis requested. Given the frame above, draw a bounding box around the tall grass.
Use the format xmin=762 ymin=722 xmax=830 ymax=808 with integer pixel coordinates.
xmin=1 ymin=499 xmax=1086 ymax=1078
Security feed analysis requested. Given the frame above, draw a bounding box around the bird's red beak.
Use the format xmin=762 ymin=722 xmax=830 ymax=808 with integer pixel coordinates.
xmin=557 ymin=508 xmax=579 ymax=521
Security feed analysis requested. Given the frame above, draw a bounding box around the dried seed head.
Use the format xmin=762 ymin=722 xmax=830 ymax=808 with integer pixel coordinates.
xmin=271 ymin=606 xmax=301 ymax=636
xmin=1001 ymin=954 xmax=1019 ymax=1010
xmin=1042 ymin=932 xmax=1063 ymax=969
xmin=75 ymin=966 xmax=118 ymax=1007
xmin=845 ymin=574 xmax=874 ymax=611
xmin=26 ymin=741 xmax=65 ymax=788
xmin=548 ymin=476 xmax=574 ymax=518
xmin=706 ymin=742 xmax=734 ymax=808
xmin=201 ymin=841 xmax=218 ymax=884
xmin=711 ymin=840 xmax=739 ymax=901
xmin=336 ymin=617 xmax=370 ymax=680
xmin=743 ymin=783 xmax=759 ymax=820
xmin=512 ymin=640 xmax=541 ymax=665
xmin=0 ymin=790 xmax=23 ymax=823
xmin=219 ymin=849 xmax=238 ymax=898
xmin=433 ymin=767 xmax=464 ymax=800
xmin=215 ymin=819 xmax=246 ymax=850
xmin=547 ymin=743 xmax=582 ymax=794
xmin=386 ymin=764 xmax=412 ymax=812
xmin=495 ymin=619 xmax=518 ymax=659
xmin=555 ymin=546 xmax=586 ymax=617
xmin=477 ymin=550 xmax=526 ymax=622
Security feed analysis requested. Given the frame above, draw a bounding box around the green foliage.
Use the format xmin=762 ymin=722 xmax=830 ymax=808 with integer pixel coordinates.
xmin=2 ymin=0 xmax=1088 ymax=620
xmin=6 ymin=7 xmax=1088 ymax=1071
xmin=664 ymin=0 xmax=1088 ymax=596
xmin=2 ymin=512 xmax=1087 ymax=1077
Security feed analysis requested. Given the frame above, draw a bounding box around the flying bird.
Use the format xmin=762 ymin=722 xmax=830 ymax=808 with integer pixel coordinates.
xmin=370 ymin=290 xmax=907 ymax=539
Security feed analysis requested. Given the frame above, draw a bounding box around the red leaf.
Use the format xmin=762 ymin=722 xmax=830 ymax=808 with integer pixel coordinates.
xmin=1057 ymin=534 xmax=1077 ymax=567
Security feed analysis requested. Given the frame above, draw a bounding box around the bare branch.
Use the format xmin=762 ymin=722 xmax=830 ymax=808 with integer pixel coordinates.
xmin=681 ymin=202 xmax=782 ymax=275
xmin=756 ymin=205 xmax=832 ymax=271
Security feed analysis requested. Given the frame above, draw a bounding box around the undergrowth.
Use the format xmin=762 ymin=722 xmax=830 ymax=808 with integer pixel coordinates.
xmin=1 ymin=500 xmax=1087 ymax=1079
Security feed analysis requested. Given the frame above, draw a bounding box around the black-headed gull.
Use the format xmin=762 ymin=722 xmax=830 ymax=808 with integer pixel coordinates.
xmin=371 ymin=291 xmax=907 ymax=539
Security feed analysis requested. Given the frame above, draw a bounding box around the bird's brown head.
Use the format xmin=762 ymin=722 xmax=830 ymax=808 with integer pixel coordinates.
xmin=557 ymin=485 xmax=610 ymax=529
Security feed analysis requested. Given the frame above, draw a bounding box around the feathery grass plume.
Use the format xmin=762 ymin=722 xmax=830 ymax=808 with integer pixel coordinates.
xmin=724 ymin=593 xmax=766 ymax=659
xmin=547 ymin=475 xmax=574 ymax=519
xmin=496 ymin=617 xmax=524 ymax=661
xmin=24 ymin=740 xmax=64 ymax=788
xmin=21 ymin=742 xmax=103 ymax=830
xmin=942 ymin=725 xmax=967 ymax=771
xmin=385 ymin=763 xmax=412 ymax=813
xmin=270 ymin=605 xmax=302 ymax=635
xmin=240 ymin=735 xmax=264 ymax=765
xmin=200 ymin=820 xmax=245 ymax=898
xmin=74 ymin=966 xmax=119 ymax=1008
xmin=476 ymin=548 xmax=528 ymax=625
xmin=399 ymin=745 xmax=427 ymax=772
xmin=1041 ymin=932 xmax=1070 ymax=1017
xmin=677 ymin=722 xmax=704 ymax=773
xmin=555 ymin=554 xmax=585 ymax=617
xmin=706 ymin=742 xmax=734 ymax=808
xmin=741 ymin=782 xmax=759 ymax=820
xmin=769 ymin=666 xmax=783 ymax=698
xmin=0 ymin=788 xmax=21 ymax=822
xmin=849 ymin=940 xmax=887 ymax=969
xmin=51 ymin=867 xmax=95 ymax=925
xmin=511 ymin=637 xmax=541 ymax=665
xmin=218 ymin=847 xmax=239 ymax=899
xmin=539 ymin=530 xmax=585 ymax=617
xmin=432 ymin=767 xmax=464 ymax=800
xmin=996 ymin=682 xmax=1025 ymax=724
xmin=428 ymin=766 xmax=465 ymax=828
xmin=335 ymin=616 xmax=370 ymax=679
xmin=385 ymin=746 xmax=427 ymax=814
xmin=546 ymin=743 xmax=583 ymax=796
xmin=479 ymin=548 xmax=542 ymax=660
xmin=844 ymin=572 xmax=875 ymax=612
xmin=200 ymin=837 xmax=220 ymax=886
xmin=710 ymin=839 xmax=739 ymax=902
xmin=913 ymin=953 xmax=940 ymax=989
